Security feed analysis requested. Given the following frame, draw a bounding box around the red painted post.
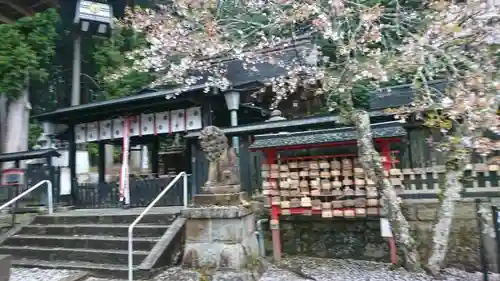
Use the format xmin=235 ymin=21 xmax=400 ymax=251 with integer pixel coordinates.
xmin=265 ymin=149 xmax=282 ymax=262
xmin=380 ymin=140 xmax=397 ymax=265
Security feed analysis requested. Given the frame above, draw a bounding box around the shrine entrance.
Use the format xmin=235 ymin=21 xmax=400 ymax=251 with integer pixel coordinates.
xmin=33 ymin=85 xmax=208 ymax=209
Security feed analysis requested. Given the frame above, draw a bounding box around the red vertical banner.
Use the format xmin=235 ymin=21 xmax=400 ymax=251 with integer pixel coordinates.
xmin=119 ymin=117 xmax=131 ymax=205
xmin=183 ymin=109 xmax=187 ymax=131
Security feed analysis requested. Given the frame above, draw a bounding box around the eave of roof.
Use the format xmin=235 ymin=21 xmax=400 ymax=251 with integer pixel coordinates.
xmin=32 ymin=83 xmax=211 ymax=123
xmin=368 ymin=80 xmax=447 ymax=110
xmin=0 ymin=148 xmax=61 ymax=163
xmin=0 ymin=0 xmax=58 ymax=24
xmin=249 ymin=121 xmax=406 ymax=149
xmin=184 ymin=110 xmax=392 ymax=139
xmin=183 ymin=80 xmax=447 ymax=138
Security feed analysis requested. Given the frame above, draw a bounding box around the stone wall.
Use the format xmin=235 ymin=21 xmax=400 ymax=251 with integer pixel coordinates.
xmin=403 ymin=200 xmax=496 ymax=272
xmin=262 ymin=200 xmax=498 ymax=271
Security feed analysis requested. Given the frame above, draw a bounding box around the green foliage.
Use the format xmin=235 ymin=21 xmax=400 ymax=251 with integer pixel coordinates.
xmin=87 ymin=143 xmax=99 ymax=159
xmin=0 ymin=9 xmax=59 ymax=100
xmin=85 ymin=22 xmax=156 ymax=159
xmin=93 ymin=24 xmax=154 ymax=99
xmin=28 ymin=121 xmax=43 ymax=149
xmin=0 ymin=9 xmax=59 ymax=150
xmin=326 ymin=80 xmax=372 ymax=111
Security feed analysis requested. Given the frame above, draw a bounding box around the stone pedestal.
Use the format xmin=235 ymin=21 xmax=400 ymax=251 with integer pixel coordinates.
xmin=181 ymin=205 xmax=262 ymax=274
xmin=0 ymin=255 xmax=11 ymax=281
xmin=193 ymin=191 xmax=247 ymax=206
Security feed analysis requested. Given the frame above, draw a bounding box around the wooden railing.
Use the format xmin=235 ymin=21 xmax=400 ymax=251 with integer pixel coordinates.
xmin=395 ymin=164 xmax=500 ymax=199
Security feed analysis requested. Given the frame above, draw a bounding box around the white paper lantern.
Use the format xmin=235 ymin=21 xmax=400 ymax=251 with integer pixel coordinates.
xmin=99 ymin=120 xmax=112 ymax=140
xmin=86 ymin=122 xmax=99 ymax=142
xmin=171 ymin=109 xmax=186 ymax=132
xmin=155 ymin=112 xmax=170 ymax=134
xmin=186 ymin=107 xmax=202 ymax=130
xmin=141 ymin=113 xmax=155 ymax=135
xmin=75 ymin=124 xmax=86 ymax=143
xmin=129 ymin=116 xmax=140 ymax=137
xmin=113 ymin=118 xmax=124 ymax=138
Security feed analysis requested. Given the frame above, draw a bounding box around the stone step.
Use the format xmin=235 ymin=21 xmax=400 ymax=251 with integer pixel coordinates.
xmin=33 ymin=213 xmax=177 ymax=225
xmin=5 ymin=234 xmax=159 ymax=251
xmin=18 ymin=224 xmax=169 ymax=237
xmin=0 ymin=245 xmax=148 ymax=265
xmin=11 ymin=259 xmax=155 ymax=279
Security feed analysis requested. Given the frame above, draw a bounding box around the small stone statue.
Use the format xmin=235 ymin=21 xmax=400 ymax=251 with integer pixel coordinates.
xmin=265 ymin=109 xmax=287 ymax=122
xmin=199 ymin=126 xmax=240 ymax=193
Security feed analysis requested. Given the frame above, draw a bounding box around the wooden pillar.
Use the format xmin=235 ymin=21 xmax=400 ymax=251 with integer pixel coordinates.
xmin=98 ymin=142 xmax=105 ymax=183
xmin=190 ymin=142 xmax=198 ymax=196
xmin=46 ymin=155 xmax=56 ymax=206
xmin=265 ymin=149 xmax=281 ymax=262
xmin=381 ymin=140 xmax=392 ymax=171
xmin=151 ymin=136 xmax=160 ymax=177
xmin=201 ymin=97 xmax=213 ymax=126
xmin=68 ymin=124 xmax=77 ymax=205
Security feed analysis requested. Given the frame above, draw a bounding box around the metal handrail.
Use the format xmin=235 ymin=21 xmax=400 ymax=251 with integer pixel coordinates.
xmin=0 ymin=180 xmax=53 ymax=215
xmin=128 ymin=172 xmax=188 ymax=281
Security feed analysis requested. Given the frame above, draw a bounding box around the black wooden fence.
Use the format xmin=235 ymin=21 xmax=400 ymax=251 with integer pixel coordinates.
xmin=74 ymin=174 xmax=192 ymax=209
xmin=0 ymin=165 xmax=61 ymax=207
xmin=1 ymin=165 xmax=191 ymax=209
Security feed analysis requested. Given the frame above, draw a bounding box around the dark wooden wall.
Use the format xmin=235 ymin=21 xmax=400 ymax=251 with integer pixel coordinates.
xmin=397 ymin=127 xmax=445 ymax=168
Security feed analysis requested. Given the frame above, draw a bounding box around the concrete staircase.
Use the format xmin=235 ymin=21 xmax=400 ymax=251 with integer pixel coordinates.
xmin=0 ymin=210 xmax=186 ymax=279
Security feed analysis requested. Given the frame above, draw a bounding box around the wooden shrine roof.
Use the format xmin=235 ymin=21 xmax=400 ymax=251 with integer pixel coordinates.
xmin=33 ymin=37 xmax=313 ymax=123
xmin=32 ymin=84 xmax=210 ymax=124
xmin=184 ymin=80 xmax=447 ymax=139
xmin=248 ymin=121 xmax=406 ymax=150
xmin=184 ymin=109 xmax=397 ymax=139
xmin=0 ymin=0 xmax=59 ymax=24
xmin=0 ymin=148 xmax=60 ymax=163
xmin=368 ymin=80 xmax=447 ymax=110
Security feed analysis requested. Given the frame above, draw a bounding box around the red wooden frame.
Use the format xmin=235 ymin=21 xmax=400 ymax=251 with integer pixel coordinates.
xmin=257 ymin=137 xmax=399 ymax=264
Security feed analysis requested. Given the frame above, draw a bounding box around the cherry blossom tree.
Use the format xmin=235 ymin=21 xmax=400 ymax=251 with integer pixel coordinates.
xmin=107 ymin=0 xmax=500 ymax=273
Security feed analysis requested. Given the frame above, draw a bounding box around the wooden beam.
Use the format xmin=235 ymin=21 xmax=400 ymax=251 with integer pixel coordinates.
xmin=0 ymin=12 xmax=14 ymax=23
xmin=0 ymin=1 xmax=34 ymax=16
xmin=32 ymin=0 xmax=59 ymax=8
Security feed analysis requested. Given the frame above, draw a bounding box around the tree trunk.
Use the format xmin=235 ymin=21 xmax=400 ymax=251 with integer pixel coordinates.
xmin=0 ymin=94 xmax=7 ymax=153
xmin=19 ymin=85 xmax=31 ymax=168
xmin=426 ymin=165 xmax=467 ymax=274
xmin=352 ymin=109 xmax=421 ymax=271
xmin=2 ymin=83 xmax=30 ymax=169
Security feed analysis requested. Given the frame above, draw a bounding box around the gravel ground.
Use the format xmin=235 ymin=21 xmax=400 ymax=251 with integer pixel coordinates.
xmin=82 ymin=257 xmax=500 ymax=281
xmin=10 ymin=267 xmax=84 ymax=281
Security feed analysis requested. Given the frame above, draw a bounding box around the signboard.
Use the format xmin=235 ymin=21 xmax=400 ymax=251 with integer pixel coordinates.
xmin=79 ymin=0 xmax=112 ymax=23
xmin=380 ymin=218 xmax=393 ymax=238
xmin=1 ymin=169 xmax=24 ymax=186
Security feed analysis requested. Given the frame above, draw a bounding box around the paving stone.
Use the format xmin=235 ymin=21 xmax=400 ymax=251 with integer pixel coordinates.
xmin=82 ymin=257 xmax=500 ymax=281
xmin=10 ymin=267 xmax=84 ymax=281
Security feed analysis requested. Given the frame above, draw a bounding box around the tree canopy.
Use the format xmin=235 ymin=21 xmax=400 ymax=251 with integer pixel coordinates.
xmin=0 ymin=8 xmax=59 ymax=100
